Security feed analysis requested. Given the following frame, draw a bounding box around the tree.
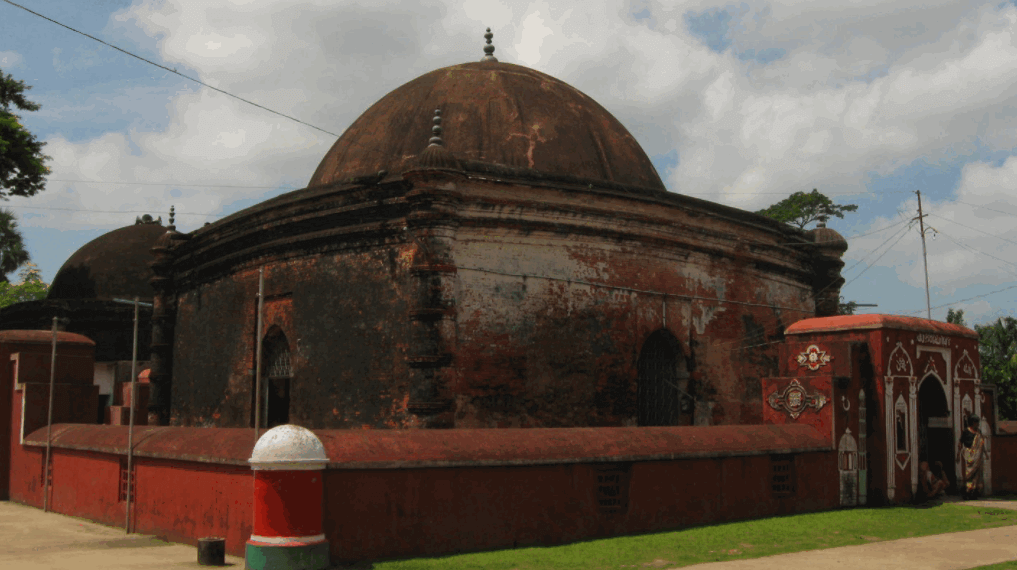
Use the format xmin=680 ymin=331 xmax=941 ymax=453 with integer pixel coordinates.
xmin=755 ymin=188 xmax=858 ymax=229
xmin=1 ymin=68 xmax=50 ymax=200
xmin=0 ymin=262 xmax=47 ymax=309
xmin=946 ymin=308 xmax=966 ymax=327
xmin=975 ymin=317 xmax=1017 ymax=421
xmin=0 ymin=207 xmax=30 ymax=283
xmin=759 ymin=190 xmax=861 ymax=314
xmin=838 ymin=296 xmax=858 ymax=315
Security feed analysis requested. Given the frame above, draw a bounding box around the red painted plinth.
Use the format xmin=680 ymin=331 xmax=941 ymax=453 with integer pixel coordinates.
xmin=252 ymin=469 xmax=323 ymax=538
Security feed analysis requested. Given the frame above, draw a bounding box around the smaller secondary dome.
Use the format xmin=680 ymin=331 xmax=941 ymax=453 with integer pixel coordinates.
xmin=808 ymin=224 xmax=848 ymax=254
xmin=249 ymin=424 xmax=327 ymax=470
xmin=47 ymin=221 xmax=167 ymax=302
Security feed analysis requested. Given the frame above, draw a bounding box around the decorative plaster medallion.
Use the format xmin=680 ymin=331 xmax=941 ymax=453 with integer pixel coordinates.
xmin=768 ymin=379 xmax=828 ymax=419
xmin=796 ymin=344 xmax=832 ymax=371
xmin=955 ymin=350 xmax=978 ymax=381
xmin=887 ymin=341 xmax=914 ymax=377
xmin=924 ymin=358 xmax=938 ymax=376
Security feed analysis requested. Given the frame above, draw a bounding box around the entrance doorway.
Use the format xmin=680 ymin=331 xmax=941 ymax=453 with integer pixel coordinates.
xmin=918 ymin=375 xmax=954 ymax=492
xmin=637 ymin=329 xmax=692 ymax=426
xmin=253 ymin=328 xmax=291 ymax=429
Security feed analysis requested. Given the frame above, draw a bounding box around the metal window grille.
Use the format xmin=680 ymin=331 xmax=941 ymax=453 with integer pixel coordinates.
xmin=637 ymin=333 xmax=686 ymax=426
xmin=595 ymin=464 xmax=631 ymax=514
xmin=265 ymin=339 xmax=291 ymax=379
xmin=771 ymin=454 xmax=797 ymax=498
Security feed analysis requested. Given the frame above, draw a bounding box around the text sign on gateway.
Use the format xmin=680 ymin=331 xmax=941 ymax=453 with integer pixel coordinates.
xmin=916 ymin=334 xmax=950 ymax=347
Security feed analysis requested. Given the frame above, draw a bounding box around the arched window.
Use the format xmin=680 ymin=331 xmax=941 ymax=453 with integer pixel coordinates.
xmin=255 ymin=328 xmax=291 ymax=428
xmin=637 ymin=329 xmax=692 ymax=426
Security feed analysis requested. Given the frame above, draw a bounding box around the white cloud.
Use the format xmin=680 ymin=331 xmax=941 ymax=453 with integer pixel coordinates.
xmin=23 ymin=0 xmax=1017 ymax=321
xmin=0 ymin=50 xmax=25 ymax=68
xmin=843 ymin=156 xmax=1017 ymax=324
xmin=515 ymin=10 xmax=556 ymax=67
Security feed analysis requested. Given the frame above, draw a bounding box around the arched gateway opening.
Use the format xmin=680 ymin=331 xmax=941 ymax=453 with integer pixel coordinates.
xmin=252 ymin=328 xmax=292 ymax=429
xmin=918 ymin=375 xmax=954 ymax=492
xmin=637 ymin=329 xmax=692 ymax=426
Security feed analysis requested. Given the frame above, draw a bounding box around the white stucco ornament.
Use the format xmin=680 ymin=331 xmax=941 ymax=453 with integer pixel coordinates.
xmin=796 ymin=344 xmax=832 ymax=371
xmin=768 ymin=379 xmax=828 ymax=420
xmin=249 ymin=424 xmax=328 ymax=471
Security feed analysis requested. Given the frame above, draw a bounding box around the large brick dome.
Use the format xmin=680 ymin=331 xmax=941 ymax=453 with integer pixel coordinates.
xmin=308 ymin=60 xmax=666 ymax=192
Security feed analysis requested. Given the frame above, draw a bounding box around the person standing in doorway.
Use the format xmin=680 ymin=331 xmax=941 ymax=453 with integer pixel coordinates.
xmin=958 ymin=414 xmax=987 ymax=500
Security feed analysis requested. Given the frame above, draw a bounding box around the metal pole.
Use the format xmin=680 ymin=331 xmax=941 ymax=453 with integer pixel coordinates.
xmin=44 ymin=317 xmax=57 ymax=512
xmin=916 ymin=190 xmax=932 ymax=319
xmin=125 ymin=297 xmax=140 ymax=534
xmin=254 ymin=268 xmax=265 ymax=442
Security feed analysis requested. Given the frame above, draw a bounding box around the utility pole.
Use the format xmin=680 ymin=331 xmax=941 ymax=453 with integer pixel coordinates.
xmin=915 ymin=190 xmax=932 ymax=320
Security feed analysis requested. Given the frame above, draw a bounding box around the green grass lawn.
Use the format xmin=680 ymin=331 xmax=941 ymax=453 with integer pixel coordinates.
xmin=970 ymin=563 xmax=1017 ymax=570
xmin=341 ymin=499 xmax=1017 ymax=570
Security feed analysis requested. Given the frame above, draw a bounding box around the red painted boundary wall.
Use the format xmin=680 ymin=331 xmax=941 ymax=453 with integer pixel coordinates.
xmin=9 ymin=425 xmax=256 ymax=552
xmin=317 ymin=425 xmax=837 ymax=562
xmin=994 ymin=422 xmax=1017 ymax=494
xmin=10 ymin=421 xmax=838 ymax=563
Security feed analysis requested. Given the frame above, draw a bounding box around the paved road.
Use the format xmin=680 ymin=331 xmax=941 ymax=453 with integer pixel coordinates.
xmin=0 ymin=500 xmax=245 ymax=569
xmin=2 ymin=498 xmax=1016 ymax=569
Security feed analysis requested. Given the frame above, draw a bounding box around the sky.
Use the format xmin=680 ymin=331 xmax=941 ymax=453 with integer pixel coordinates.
xmin=2 ymin=0 xmax=1017 ymax=327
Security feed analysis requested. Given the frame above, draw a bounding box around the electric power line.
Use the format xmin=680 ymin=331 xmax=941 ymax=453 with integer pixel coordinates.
xmin=900 ymin=283 xmax=1017 ymax=317
xmin=839 ymin=223 xmax=913 ymax=290
xmin=927 ymin=213 xmax=1017 ymax=248
xmin=840 ymin=222 xmax=913 ymax=282
xmin=939 ymin=198 xmax=1017 ymax=218
xmin=1 ymin=0 xmax=338 ymax=138
xmin=934 ymin=229 xmax=1017 ymax=281
xmin=1 ymin=204 xmax=223 ymax=219
xmin=844 ymin=218 xmax=909 ymax=240
xmin=43 ymin=179 xmax=301 ymax=190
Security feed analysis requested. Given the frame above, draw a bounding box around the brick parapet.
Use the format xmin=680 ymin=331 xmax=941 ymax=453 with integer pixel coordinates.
xmin=22 ymin=423 xmax=829 ymax=469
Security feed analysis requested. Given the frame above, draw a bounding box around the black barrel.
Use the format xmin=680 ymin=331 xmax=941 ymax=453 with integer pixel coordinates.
xmin=197 ymin=537 xmax=226 ymax=566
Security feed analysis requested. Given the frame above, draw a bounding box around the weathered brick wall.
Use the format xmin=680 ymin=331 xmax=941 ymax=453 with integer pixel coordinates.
xmin=171 ymin=247 xmax=416 ymax=429
xmin=450 ymin=180 xmax=817 ymax=428
xmin=165 ymin=172 xmax=826 ymax=430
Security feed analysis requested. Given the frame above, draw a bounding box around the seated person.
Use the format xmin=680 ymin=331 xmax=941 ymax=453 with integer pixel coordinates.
xmin=919 ymin=460 xmax=948 ymax=501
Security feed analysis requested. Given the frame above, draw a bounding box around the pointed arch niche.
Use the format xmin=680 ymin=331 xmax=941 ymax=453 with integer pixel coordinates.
xmin=636 ymin=329 xmax=692 ymax=427
xmin=252 ymin=326 xmax=292 ymax=429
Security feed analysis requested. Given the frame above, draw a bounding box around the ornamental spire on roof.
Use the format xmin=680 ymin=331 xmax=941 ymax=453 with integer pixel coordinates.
xmin=417 ymin=106 xmax=460 ymax=170
xmin=481 ymin=27 xmax=497 ymax=62
xmin=428 ymin=109 xmax=444 ymax=147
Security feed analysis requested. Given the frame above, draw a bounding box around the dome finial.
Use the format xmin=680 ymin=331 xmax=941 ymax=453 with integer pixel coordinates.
xmin=417 ymin=105 xmax=461 ymax=170
xmin=168 ymin=205 xmax=175 ymax=229
xmin=482 ymin=27 xmax=497 ymax=62
xmin=428 ymin=108 xmax=444 ymax=147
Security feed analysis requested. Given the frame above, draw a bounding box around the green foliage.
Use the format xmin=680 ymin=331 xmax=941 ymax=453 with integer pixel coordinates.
xmin=0 ymin=207 xmax=29 ymax=282
xmin=0 ymin=69 xmax=50 ymax=200
xmin=0 ymin=262 xmax=47 ymax=309
xmin=839 ymin=296 xmax=858 ymax=315
xmin=975 ymin=317 xmax=1017 ymax=421
xmin=946 ymin=308 xmax=966 ymax=327
xmin=755 ymin=188 xmax=859 ymax=229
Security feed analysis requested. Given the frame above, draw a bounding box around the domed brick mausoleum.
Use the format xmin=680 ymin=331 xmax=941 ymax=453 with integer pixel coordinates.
xmin=6 ymin=32 xmax=1017 ymax=566
xmin=136 ymin=33 xmax=849 ymax=431
xmin=2 ymin=33 xmax=847 ymax=431
xmin=0 ymin=217 xmax=164 ymax=422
